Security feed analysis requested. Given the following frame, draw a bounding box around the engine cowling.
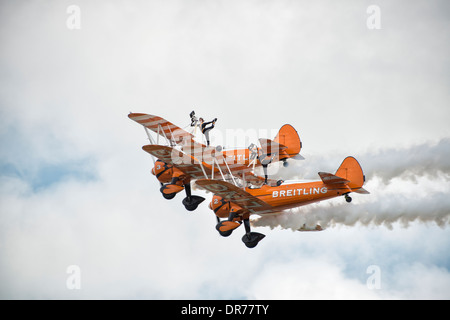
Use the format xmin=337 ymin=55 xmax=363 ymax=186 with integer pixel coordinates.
xmin=151 ymin=159 xmax=173 ymax=183
xmin=209 ymin=195 xmax=231 ymax=218
xmin=208 ymin=195 xmax=243 ymax=218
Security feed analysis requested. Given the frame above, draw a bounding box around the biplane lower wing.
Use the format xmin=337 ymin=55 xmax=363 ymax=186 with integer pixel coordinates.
xmin=195 ymin=179 xmax=274 ymax=215
xmin=142 ymin=144 xmax=208 ymax=180
xmin=144 ymin=143 xmax=276 ymax=186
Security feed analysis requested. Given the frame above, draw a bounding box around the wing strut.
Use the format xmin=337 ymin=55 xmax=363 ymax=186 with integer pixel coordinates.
xmin=158 ymin=124 xmax=174 ymax=146
xmin=220 ymin=153 xmax=237 ymax=186
xmin=214 ymin=155 xmax=226 ymax=181
xmin=197 ymin=159 xmax=209 ymax=180
xmin=143 ymin=127 xmax=157 ymax=167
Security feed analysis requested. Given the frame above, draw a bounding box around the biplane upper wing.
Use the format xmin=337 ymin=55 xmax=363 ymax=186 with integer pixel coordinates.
xmin=195 ymin=179 xmax=275 ymax=215
xmin=129 ymin=113 xmax=195 ymax=146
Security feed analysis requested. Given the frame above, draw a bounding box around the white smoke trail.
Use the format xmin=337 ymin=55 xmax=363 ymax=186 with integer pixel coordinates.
xmin=252 ymin=138 xmax=450 ymax=230
xmin=359 ymin=138 xmax=450 ymax=182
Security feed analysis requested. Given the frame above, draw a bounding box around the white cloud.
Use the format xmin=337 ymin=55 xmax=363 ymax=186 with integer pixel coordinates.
xmin=384 ymin=263 xmax=450 ymax=299
xmin=1 ymin=167 xmax=450 ymax=299
xmin=1 ymin=0 xmax=449 ymax=299
xmin=246 ymin=256 xmax=381 ymax=300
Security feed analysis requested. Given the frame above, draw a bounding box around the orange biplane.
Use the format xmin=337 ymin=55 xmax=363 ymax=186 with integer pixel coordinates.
xmin=128 ymin=112 xmax=369 ymax=248
xmin=128 ymin=112 xmax=303 ymax=207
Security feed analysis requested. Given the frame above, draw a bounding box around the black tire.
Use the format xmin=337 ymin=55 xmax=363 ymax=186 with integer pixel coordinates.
xmin=162 ymin=192 xmax=176 ymax=200
xmin=184 ymin=203 xmax=198 ymax=211
xmin=244 ymin=240 xmax=259 ymax=248
xmin=242 ymin=232 xmax=265 ymax=248
xmin=182 ymin=196 xmax=205 ymax=211
xmin=218 ymin=229 xmax=233 ymax=237
xmin=215 ymin=222 xmax=233 ymax=237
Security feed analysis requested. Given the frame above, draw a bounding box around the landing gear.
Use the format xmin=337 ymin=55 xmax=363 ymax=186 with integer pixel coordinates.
xmin=159 ymin=181 xmax=176 ymax=199
xmin=215 ymin=211 xmax=240 ymax=237
xmin=215 ymin=213 xmax=265 ymax=248
xmin=216 ymin=221 xmax=240 ymax=237
xmin=182 ymin=183 xmax=205 ymax=211
xmin=160 ymin=184 xmax=180 ymax=200
xmin=241 ymin=219 xmax=265 ymax=248
xmin=345 ymin=194 xmax=352 ymax=203
xmin=242 ymin=232 xmax=266 ymax=248
xmin=161 ymin=190 xmax=176 ymax=200
xmin=160 ymin=179 xmax=204 ymax=211
xmin=160 ymin=176 xmax=183 ymax=200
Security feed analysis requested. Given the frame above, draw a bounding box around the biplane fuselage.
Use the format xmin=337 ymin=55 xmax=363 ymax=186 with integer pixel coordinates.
xmin=222 ymin=148 xmax=252 ymax=164
xmin=202 ymin=155 xmax=367 ymax=217
xmin=247 ymin=181 xmax=337 ymax=211
xmin=210 ymin=181 xmax=336 ymax=218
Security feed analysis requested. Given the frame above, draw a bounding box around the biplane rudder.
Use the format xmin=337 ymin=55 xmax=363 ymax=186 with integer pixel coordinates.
xmin=274 ymin=124 xmax=302 ymax=158
xmin=335 ymin=156 xmax=367 ymax=191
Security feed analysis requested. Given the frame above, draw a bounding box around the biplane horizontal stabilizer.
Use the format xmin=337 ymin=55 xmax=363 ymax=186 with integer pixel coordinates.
xmin=318 ymin=172 xmax=350 ymax=185
xmin=258 ymin=138 xmax=287 ymax=152
xmin=353 ymin=187 xmax=370 ymax=194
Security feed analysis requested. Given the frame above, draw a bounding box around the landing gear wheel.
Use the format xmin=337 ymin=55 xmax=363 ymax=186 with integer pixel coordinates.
xmin=182 ymin=183 xmax=205 ymax=211
xmin=216 ymin=225 xmax=233 ymax=237
xmin=184 ymin=203 xmax=198 ymax=211
xmin=241 ymin=218 xmax=265 ymax=248
xmin=182 ymin=195 xmax=205 ymax=211
xmin=345 ymin=194 xmax=352 ymax=203
xmin=162 ymin=192 xmax=176 ymax=200
xmin=160 ymin=184 xmax=181 ymax=200
xmin=215 ymin=220 xmax=240 ymax=237
xmin=242 ymin=232 xmax=265 ymax=248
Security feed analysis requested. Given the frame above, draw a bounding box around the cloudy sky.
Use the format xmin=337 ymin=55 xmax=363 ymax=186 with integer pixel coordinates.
xmin=0 ymin=0 xmax=449 ymax=299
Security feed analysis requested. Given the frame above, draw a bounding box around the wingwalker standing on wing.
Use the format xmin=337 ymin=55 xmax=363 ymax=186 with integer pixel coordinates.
xmin=128 ymin=112 xmax=369 ymax=248
xmin=190 ymin=110 xmax=217 ymax=146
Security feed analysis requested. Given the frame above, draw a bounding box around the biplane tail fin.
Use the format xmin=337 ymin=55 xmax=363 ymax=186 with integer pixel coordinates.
xmin=273 ymin=124 xmax=302 ymax=158
xmin=335 ymin=156 xmax=367 ymax=192
xmin=318 ymin=156 xmax=369 ymax=194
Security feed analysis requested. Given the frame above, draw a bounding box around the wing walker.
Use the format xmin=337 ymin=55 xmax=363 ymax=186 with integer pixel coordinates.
xmin=128 ymin=111 xmax=369 ymax=248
